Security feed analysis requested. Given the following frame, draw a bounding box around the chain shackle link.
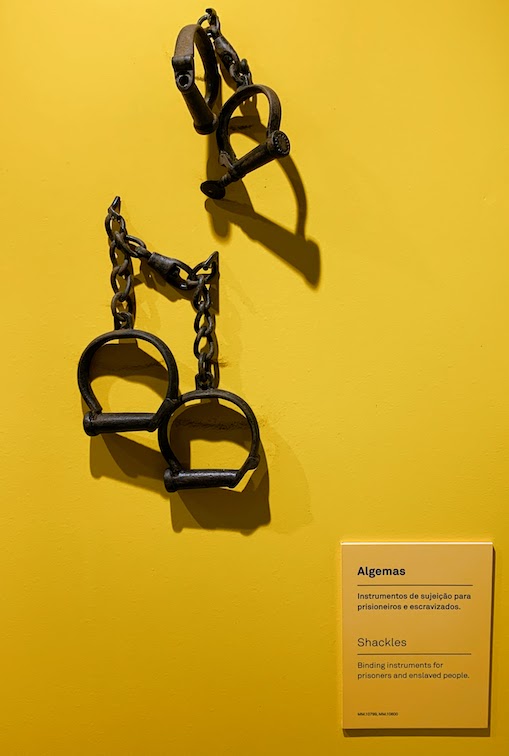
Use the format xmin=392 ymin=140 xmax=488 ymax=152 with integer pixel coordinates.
xmin=191 ymin=251 xmax=219 ymax=390
xmin=107 ymin=199 xmax=136 ymax=330
xmin=197 ymin=7 xmax=220 ymax=36
xmin=192 ymin=275 xmax=216 ymax=390
xmin=198 ymin=7 xmax=252 ymax=88
xmin=104 ymin=199 xmax=219 ymax=377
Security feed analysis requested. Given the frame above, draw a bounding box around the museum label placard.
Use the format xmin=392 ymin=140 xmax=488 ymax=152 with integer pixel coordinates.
xmin=341 ymin=542 xmax=493 ymax=729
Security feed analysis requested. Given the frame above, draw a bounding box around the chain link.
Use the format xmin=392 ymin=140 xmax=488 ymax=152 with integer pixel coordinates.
xmin=104 ymin=198 xmax=219 ymax=386
xmin=191 ymin=256 xmax=218 ymax=390
xmin=198 ymin=7 xmax=252 ymax=88
xmin=197 ymin=7 xmax=220 ymax=34
xmin=106 ymin=198 xmax=136 ymax=329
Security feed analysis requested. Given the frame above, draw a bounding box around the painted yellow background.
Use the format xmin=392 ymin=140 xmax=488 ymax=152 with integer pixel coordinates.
xmin=1 ymin=1 xmax=509 ymax=753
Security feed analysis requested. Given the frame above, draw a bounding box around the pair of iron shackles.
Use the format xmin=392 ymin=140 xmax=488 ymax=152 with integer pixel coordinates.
xmin=77 ymin=200 xmax=260 ymax=493
xmin=172 ymin=8 xmax=291 ymax=198
xmin=78 ymin=321 xmax=260 ymax=494
xmin=78 ymin=333 xmax=260 ymax=492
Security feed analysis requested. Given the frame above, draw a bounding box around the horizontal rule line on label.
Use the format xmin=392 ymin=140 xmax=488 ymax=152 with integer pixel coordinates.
xmin=356 ymin=584 xmax=474 ymax=587
xmin=357 ymin=653 xmax=472 ymax=656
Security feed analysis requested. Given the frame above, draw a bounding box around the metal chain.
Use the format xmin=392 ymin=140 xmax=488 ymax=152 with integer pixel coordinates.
xmin=198 ymin=7 xmax=252 ymax=88
xmin=103 ymin=198 xmax=219 ymax=387
xmin=105 ymin=197 xmax=137 ymax=329
xmin=191 ymin=257 xmax=218 ymax=390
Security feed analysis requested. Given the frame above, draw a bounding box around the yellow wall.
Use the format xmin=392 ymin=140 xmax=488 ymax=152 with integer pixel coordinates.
xmin=2 ymin=1 xmax=509 ymax=753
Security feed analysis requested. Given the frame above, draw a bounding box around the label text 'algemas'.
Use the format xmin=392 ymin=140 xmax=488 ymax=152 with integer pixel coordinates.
xmin=358 ymin=567 xmax=406 ymax=578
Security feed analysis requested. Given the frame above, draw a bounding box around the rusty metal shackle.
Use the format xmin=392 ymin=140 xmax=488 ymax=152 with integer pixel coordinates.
xmin=201 ymin=83 xmax=290 ymax=199
xmin=158 ymin=388 xmax=260 ymax=492
xmin=78 ymin=329 xmax=179 ymax=436
xmin=172 ymin=24 xmax=220 ymax=135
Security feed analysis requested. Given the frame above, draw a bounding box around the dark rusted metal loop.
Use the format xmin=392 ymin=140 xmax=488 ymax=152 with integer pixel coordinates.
xmin=197 ymin=8 xmax=220 ymax=36
xmin=172 ymin=24 xmax=220 ymax=134
xmin=194 ymin=312 xmax=214 ymax=339
xmin=112 ymin=233 xmax=151 ymax=261
xmin=105 ymin=198 xmax=127 ymax=242
xmin=113 ymin=311 xmax=134 ymax=330
xmin=158 ymin=388 xmax=260 ymax=491
xmin=106 ymin=214 xmax=126 ymax=240
xmin=200 ymin=84 xmax=290 ymax=199
xmin=195 ymin=328 xmax=214 ymax=360
xmin=191 ymin=250 xmax=218 ymax=282
xmin=78 ymin=329 xmax=179 ymax=437
xmin=110 ymin=260 xmax=132 ymax=288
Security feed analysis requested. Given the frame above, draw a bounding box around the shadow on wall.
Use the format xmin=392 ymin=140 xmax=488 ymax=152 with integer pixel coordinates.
xmin=89 ymin=432 xmax=270 ymax=536
xmin=202 ymin=92 xmax=320 ymax=287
